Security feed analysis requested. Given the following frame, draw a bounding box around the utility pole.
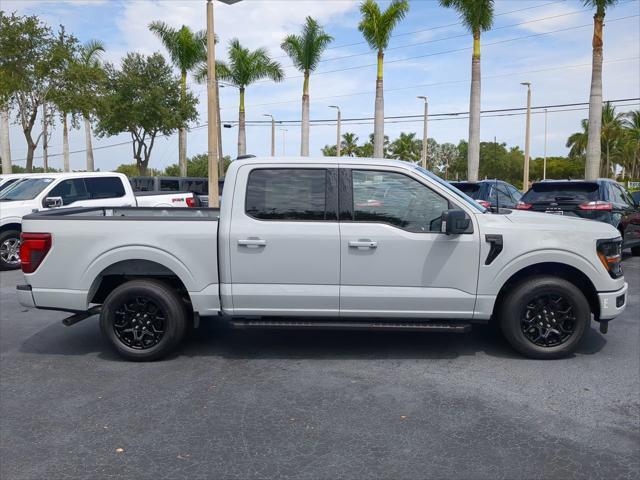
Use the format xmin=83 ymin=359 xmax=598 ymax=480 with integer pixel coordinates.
xmin=543 ymin=108 xmax=548 ymax=180
xmin=263 ymin=114 xmax=275 ymax=156
xmin=329 ymin=105 xmax=341 ymax=157
xmin=521 ymin=82 xmax=532 ymax=191
xmin=216 ymin=79 xmax=224 ymax=178
xmin=42 ymin=103 xmax=48 ymax=172
xmin=206 ymin=0 xmax=220 ymax=208
xmin=417 ymin=96 xmax=428 ymax=169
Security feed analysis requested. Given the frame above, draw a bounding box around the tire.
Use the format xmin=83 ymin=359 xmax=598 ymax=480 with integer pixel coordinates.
xmin=0 ymin=229 xmax=21 ymax=271
xmin=100 ymin=279 xmax=188 ymax=361
xmin=499 ymin=275 xmax=591 ymax=359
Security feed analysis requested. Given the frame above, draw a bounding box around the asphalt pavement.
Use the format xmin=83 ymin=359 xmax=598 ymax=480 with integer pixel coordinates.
xmin=1 ymin=257 xmax=639 ymax=480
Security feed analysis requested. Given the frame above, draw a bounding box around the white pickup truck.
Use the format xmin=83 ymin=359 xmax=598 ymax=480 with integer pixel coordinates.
xmin=0 ymin=172 xmax=197 ymax=270
xmin=17 ymin=157 xmax=628 ymax=360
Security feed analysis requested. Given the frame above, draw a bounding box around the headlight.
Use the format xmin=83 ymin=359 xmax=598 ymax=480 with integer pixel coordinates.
xmin=597 ymin=238 xmax=623 ymax=279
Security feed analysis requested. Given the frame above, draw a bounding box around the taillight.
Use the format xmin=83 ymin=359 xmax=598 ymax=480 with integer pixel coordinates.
xmin=186 ymin=197 xmax=196 ymax=208
xmin=477 ymin=200 xmax=491 ymax=209
xmin=579 ymin=201 xmax=612 ymax=211
xmin=20 ymin=233 xmax=52 ymax=274
xmin=597 ymin=238 xmax=623 ymax=279
xmin=516 ymin=202 xmax=533 ymax=210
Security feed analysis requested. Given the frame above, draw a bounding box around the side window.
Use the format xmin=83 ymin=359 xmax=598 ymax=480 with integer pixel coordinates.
xmin=246 ymin=168 xmax=333 ymax=221
xmin=131 ymin=178 xmax=153 ymax=192
xmin=507 ymin=185 xmax=523 ymax=203
xmin=84 ymin=177 xmax=126 ymax=199
xmin=160 ymin=179 xmax=179 ymax=191
xmin=47 ymin=179 xmax=89 ymax=206
xmin=352 ymin=170 xmax=449 ymax=233
xmin=610 ymin=184 xmax=628 ymax=206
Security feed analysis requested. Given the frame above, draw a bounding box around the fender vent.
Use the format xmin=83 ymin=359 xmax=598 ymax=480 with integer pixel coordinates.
xmin=485 ymin=234 xmax=503 ymax=265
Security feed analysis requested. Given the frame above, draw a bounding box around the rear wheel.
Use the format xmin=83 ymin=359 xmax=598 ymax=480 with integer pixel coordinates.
xmin=100 ymin=279 xmax=187 ymax=361
xmin=0 ymin=230 xmax=21 ymax=271
xmin=499 ymin=275 xmax=591 ymax=359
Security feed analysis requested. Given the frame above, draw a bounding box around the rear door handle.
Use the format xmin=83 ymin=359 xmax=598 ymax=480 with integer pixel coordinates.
xmin=349 ymin=240 xmax=377 ymax=249
xmin=238 ymin=238 xmax=267 ymax=247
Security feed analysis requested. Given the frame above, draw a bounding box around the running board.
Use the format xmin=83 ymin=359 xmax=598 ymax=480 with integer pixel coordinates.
xmin=230 ymin=319 xmax=472 ymax=333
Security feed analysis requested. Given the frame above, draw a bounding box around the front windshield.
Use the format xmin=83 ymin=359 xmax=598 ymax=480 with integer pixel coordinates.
xmin=413 ymin=166 xmax=487 ymax=213
xmin=0 ymin=178 xmax=54 ymax=201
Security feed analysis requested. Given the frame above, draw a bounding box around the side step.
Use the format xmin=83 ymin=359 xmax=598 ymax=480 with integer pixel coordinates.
xmin=230 ymin=319 xmax=471 ymax=333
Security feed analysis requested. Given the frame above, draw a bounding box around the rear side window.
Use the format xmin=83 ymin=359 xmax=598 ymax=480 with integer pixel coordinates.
xmin=523 ymin=182 xmax=599 ymax=203
xmin=246 ymin=169 xmax=330 ymax=221
xmin=85 ymin=177 xmax=126 ymax=199
xmin=130 ymin=178 xmax=154 ymax=192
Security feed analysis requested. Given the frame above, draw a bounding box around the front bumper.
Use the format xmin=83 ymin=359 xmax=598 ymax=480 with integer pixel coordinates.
xmin=598 ymin=282 xmax=628 ymax=320
xmin=17 ymin=284 xmax=35 ymax=308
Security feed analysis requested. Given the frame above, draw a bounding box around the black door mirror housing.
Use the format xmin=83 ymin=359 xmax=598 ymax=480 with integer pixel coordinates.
xmin=441 ymin=209 xmax=471 ymax=235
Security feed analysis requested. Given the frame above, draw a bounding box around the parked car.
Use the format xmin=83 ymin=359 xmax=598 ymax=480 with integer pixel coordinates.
xmin=517 ymin=179 xmax=640 ymax=254
xmin=129 ymin=175 xmax=225 ymax=207
xmin=0 ymin=172 xmax=198 ymax=270
xmin=450 ymin=180 xmax=523 ymax=210
xmin=17 ymin=157 xmax=627 ymax=361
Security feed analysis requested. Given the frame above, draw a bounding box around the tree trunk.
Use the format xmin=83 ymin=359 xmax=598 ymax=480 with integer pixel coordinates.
xmin=586 ymin=11 xmax=605 ymax=180
xmin=468 ymin=30 xmax=482 ymax=181
xmin=301 ymin=70 xmax=310 ymax=156
xmin=0 ymin=106 xmax=11 ymax=174
xmin=373 ymin=50 xmax=385 ymax=158
xmin=238 ymin=87 xmax=246 ymax=156
xmin=216 ymin=79 xmax=224 ymax=177
xmin=63 ymin=114 xmax=70 ymax=172
xmin=84 ymin=115 xmax=94 ymax=171
xmin=179 ymin=70 xmax=188 ymax=177
xmin=42 ymin=103 xmax=48 ymax=172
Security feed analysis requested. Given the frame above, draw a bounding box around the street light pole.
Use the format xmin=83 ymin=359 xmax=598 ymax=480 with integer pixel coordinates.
xmin=329 ymin=105 xmax=341 ymax=157
xmin=521 ymin=82 xmax=532 ymax=191
xmin=263 ymin=114 xmax=275 ymax=156
xmin=543 ymin=108 xmax=548 ymax=180
xmin=280 ymin=128 xmax=288 ymax=156
xmin=417 ymin=96 xmax=428 ymax=169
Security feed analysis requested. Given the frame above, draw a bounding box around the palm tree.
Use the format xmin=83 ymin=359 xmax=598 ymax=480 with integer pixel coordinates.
xmin=566 ymin=103 xmax=625 ymax=177
xmin=358 ymin=0 xmax=409 ymax=158
xmin=583 ymin=0 xmax=619 ymax=180
xmin=281 ymin=17 xmax=333 ymax=156
xmin=77 ymin=40 xmax=104 ymax=171
xmin=216 ymin=39 xmax=283 ymax=156
xmin=389 ymin=132 xmax=421 ymax=162
xmin=149 ymin=21 xmax=206 ymax=176
xmin=439 ymin=0 xmax=494 ymax=181
xmin=622 ymin=110 xmax=640 ymax=178
xmin=341 ymin=132 xmax=360 ymax=157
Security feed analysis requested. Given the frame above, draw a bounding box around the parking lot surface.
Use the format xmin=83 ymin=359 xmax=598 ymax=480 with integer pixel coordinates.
xmin=1 ymin=258 xmax=639 ymax=480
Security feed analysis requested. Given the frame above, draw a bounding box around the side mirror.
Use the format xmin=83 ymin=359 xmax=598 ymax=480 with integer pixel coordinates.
xmin=441 ymin=209 xmax=471 ymax=235
xmin=43 ymin=196 xmax=63 ymax=208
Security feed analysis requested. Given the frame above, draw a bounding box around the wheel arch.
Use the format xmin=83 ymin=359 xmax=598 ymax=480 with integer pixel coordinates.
xmin=0 ymin=222 xmax=22 ymax=235
xmin=492 ymin=262 xmax=600 ymax=321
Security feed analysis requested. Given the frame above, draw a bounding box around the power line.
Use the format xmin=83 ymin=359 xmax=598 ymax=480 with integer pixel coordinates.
xmin=13 ymin=97 xmax=639 ymax=162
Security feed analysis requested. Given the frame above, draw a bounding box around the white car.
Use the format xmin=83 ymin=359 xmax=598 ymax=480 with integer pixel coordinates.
xmin=17 ymin=157 xmax=627 ymax=360
xmin=0 ymin=171 xmax=197 ymax=270
xmin=0 ymin=174 xmax=31 ymax=193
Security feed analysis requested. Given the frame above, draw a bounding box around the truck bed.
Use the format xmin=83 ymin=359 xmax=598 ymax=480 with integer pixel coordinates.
xmin=20 ymin=207 xmax=221 ymax=315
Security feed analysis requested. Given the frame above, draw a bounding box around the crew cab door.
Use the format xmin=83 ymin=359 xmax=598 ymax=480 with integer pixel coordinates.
xmin=43 ymin=176 xmax=130 ymax=209
xmin=339 ymin=167 xmax=480 ymax=318
xmin=227 ymin=165 xmax=340 ymax=316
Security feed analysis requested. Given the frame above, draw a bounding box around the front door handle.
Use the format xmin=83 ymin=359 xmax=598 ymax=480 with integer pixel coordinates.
xmin=238 ymin=238 xmax=267 ymax=247
xmin=349 ymin=240 xmax=377 ymax=249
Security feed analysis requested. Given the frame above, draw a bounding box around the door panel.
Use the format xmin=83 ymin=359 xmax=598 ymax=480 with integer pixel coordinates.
xmin=339 ymin=168 xmax=480 ymax=318
xmin=229 ymin=166 xmax=340 ymax=316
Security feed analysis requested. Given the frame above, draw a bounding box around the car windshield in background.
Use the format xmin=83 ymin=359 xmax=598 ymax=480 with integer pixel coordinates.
xmin=413 ymin=166 xmax=487 ymax=212
xmin=523 ymin=182 xmax=599 ymax=203
xmin=0 ymin=178 xmax=54 ymax=201
xmin=450 ymin=182 xmax=482 ymax=199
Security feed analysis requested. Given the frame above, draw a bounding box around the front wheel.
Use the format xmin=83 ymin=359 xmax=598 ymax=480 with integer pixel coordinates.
xmin=499 ymin=276 xmax=591 ymax=359
xmin=0 ymin=230 xmax=21 ymax=271
xmin=100 ymin=279 xmax=188 ymax=361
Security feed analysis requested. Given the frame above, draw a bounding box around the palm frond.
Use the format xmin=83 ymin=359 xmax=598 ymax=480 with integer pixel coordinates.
xmin=439 ymin=0 xmax=494 ymax=33
xmin=358 ymin=0 xmax=409 ymax=51
xmin=80 ymin=39 xmax=105 ymax=67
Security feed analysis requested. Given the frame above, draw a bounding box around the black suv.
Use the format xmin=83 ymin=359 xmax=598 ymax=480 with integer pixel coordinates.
xmin=450 ymin=180 xmax=523 ymax=210
xmin=518 ymin=179 xmax=640 ymax=254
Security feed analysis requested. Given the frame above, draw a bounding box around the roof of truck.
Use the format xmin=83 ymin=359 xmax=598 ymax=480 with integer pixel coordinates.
xmin=233 ymin=156 xmax=421 ymax=168
xmin=4 ymin=171 xmax=126 ymax=179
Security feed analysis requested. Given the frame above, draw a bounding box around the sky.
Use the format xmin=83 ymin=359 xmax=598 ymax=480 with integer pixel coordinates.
xmin=3 ymin=0 xmax=640 ymax=173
